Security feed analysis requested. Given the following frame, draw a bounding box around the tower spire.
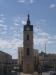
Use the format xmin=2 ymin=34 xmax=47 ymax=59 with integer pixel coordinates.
xmin=27 ymin=14 xmax=31 ymax=25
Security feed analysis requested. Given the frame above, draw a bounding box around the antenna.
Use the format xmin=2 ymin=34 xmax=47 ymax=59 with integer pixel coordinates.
xmin=45 ymin=43 xmax=46 ymax=54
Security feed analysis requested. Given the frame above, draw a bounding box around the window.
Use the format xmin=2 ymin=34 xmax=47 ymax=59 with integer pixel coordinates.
xmin=27 ymin=34 xmax=29 ymax=40
xmin=27 ymin=48 xmax=30 ymax=55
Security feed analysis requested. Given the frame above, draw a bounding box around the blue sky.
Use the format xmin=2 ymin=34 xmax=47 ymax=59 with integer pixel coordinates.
xmin=0 ymin=0 xmax=56 ymax=59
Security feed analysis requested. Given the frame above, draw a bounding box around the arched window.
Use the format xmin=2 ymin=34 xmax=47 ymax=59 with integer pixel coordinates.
xmin=27 ymin=34 xmax=29 ymax=40
xmin=27 ymin=48 xmax=30 ymax=55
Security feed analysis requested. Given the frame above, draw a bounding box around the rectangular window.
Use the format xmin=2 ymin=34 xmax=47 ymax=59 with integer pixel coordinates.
xmin=27 ymin=34 xmax=29 ymax=40
xmin=27 ymin=48 xmax=30 ymax=55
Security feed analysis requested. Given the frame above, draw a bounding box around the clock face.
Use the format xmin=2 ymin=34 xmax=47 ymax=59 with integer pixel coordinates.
xmin=26 ymin=27 xmax=29 ymax=30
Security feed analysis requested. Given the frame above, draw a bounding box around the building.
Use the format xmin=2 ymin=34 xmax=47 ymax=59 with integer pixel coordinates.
xmin=17 ymin=15 xmax=56 ymax=72
xmin=39 ymin=52 xmax=45 ymax=65
xmin=23 ymin=14 xmax=34 ymax=73
xmin=39 ymin=52 xmax=56 ymax=71
xmin=18 ymin=47 xmax=39 ymax=71
xmin=0 ymin=51 xmax=12 ymax=73
xmin=18 ymin=47 xmax=23 ymax=66
xmin=12 ymin=59 xmax=18 ymax=71
xmin=45 ymin=54 xmax=56 ymax=68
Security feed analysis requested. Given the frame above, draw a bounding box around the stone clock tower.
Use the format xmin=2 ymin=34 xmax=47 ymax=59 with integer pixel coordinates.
xmin=23 ymin=14 xmax=34 ymax=73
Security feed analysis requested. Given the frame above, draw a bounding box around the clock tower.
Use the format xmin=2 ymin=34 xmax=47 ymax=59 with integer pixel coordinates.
xmin=23 ymin=14 xmax=34 ymax=73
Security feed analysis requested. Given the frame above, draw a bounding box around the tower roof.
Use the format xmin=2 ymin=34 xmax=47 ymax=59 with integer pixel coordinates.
xmin=27 ymin=14 xmax=31 ymax=25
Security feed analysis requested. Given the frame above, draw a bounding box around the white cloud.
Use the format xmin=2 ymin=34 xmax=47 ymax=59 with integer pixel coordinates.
xmin=53 ymin=35 xmax=56 ymax=39
xmin=0 ymin=31 xmax=7 ymax=35
xmin=40 ymin=19 xmax=46 ymax=23
xmin=34 ymin=35 xmax=48 ymax=47
xmin=17 ymin=0 xmax=34 ymax=4
xmin=0 ymin=38 xmax=23 ymax=50
xmin=12 ymin=16 xmax=25 ymax=38
xmin=34 ymin=20 xmax=48 ymax=47
xmin=49 ymin=4 xmax=55 ymax=8
xmin=0 ymin=14 xmax=7 ymax=36
xmin=0 ymin=38 xmax=23 ymax=59
xmin=0 ymin=14 xmax=4 ymax=17
xmin=17 ymin=0 xmax=25 ymax=3
xmin=13 ymin=16 xmax=25 ymax=26
xmin=34 ymin=30 xmax=56 ymax=47
xmin=0 ymin=19 xmax=4 ymax=23
xmin=6 ymin=16 xmax=24 ymax=41
xmin=34 ymin=39 xmax=39 ymax=46
xmin=33 ymin=19 xmax=56 ymax=48
xmin=21 ymin=20 xmax=26 ymax=25
xmin=35 ymin=19 xmax=47 ymax=30
xmin=0 ymin=14 xmax=56 ymax=58
xmin=30 ymin=0 xmax=34 ymax=4
xmin=13 ymin=16 xmax=20 ymax=26
xmin=39 ymin=37 xmax=48 ymax=46
xmin=0 ymin=14 xmax=24 ymax=58
xmin=34 ymin=24 xmax=42 ymax=34
xmin=38 ymin=32 xmax=49 ymax=37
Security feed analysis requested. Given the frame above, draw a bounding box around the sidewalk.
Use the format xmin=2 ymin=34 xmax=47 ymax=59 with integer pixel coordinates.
xmin=17 ymin=72 xmax=38 ymax=75
xmin=17 ymin=72 xmax=49 ymax=75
